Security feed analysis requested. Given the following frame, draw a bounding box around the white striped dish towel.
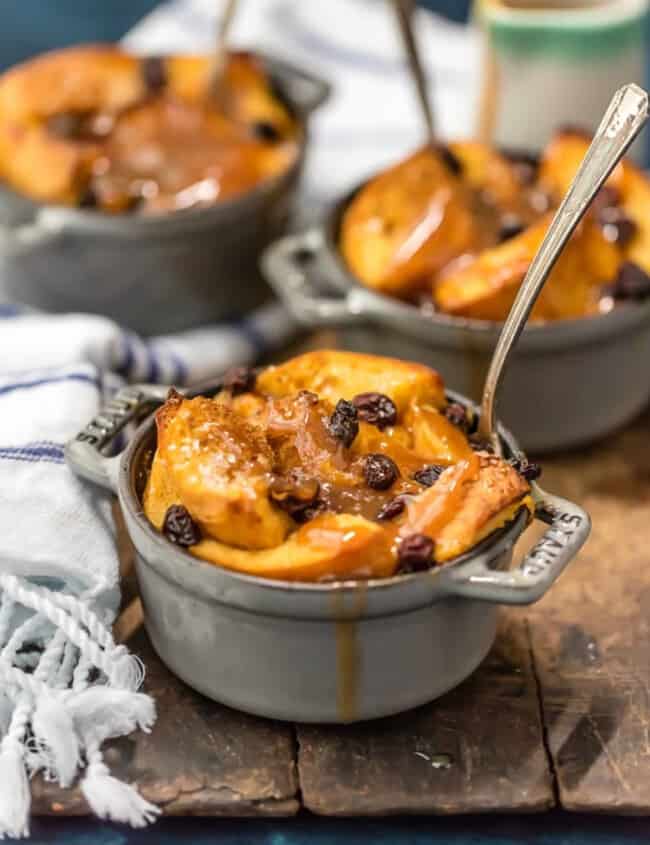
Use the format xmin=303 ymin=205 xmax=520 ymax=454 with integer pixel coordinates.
xmin=0 ymin=302 xmax=295 ymax=837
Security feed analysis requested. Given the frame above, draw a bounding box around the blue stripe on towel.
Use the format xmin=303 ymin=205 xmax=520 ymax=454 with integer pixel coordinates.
xmin=144 ymin=346 xmax=160 ymax=383
xmin=0 ymin=372 xmax=99 ymax=398
xmin=0 ymin=304 xmax=24 ymax=318
xmin=0 ymin=441 xmax=65 ymax=464
xmin=234 ymin=317 xmax=267 ymax=359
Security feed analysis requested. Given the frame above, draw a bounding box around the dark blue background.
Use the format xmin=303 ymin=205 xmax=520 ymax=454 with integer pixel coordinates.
xmin=28 ymin=812 xmax=650 ymax=844
xmin=0 ymin=1 xmax=473 ymax=70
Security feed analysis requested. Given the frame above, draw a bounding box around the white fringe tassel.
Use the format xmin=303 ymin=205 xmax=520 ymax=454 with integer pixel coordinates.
xmin=0 ymin=737 xmax=30 ymax=840
xmin=0 ymin=575 xmax=159 ymax=837
xmin=31 ymin=697 xmax=79 ymax=788
xmin=82 ymin=746 xmax=160 ymax=828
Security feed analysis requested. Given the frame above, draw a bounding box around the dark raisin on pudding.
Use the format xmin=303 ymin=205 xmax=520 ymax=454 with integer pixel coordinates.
xmin=376 ymin=495 xmax=407 ymax=521
xmin=363 ymin=454 xmax=399 ymax=490
xmin=47 ymin=112 xmax=88 ymax=140
xmin=397 ymin=533 xmax=434 ymax=573
xmin=498 ymin=213 xmax=525 ymax=243
xmin=269 ymin=472 xmax=321 ymax=520
xmin=598 ymin=206 xmax=637 ymax=247
xmin=469 ymin=434 xmax=495 ymax=453
xmin=251 ymin=121 xmax=282 ymax=143
xmin=141 ymin=56 xmax=168 ymax=93
xmin=443 ymin=401 xmax=470 ymax=432
xmin=352 ymin=392 xmax=397 ymax=429
xmin=163 ymin=504 xmax=201 ymax=546
xmin=328 ymin=399 xmax=359 ymax=448
xmin=502 ymin=149 xmax=539 ymax=186
xmin=78 ymin=184 xmax=99 ymax=209
xmin=510 ymin=458 xmax=542 ymax=482
xmin=608 ymin=262 xmax=650 ymax=302
xmin=412 ymin=464 xmax=445 ymax=487
xmin=223 ymin=365 xmax=257 ymax=396
xmin=438 ymin=144 xmax=463 ymax=176
xmin=592 ymin=185 xmax=621 ymax=215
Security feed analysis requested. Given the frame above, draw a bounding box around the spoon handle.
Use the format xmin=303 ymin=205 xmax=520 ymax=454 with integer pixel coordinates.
xmin=393 ymin=0 xmax=435 ymax=142
xmin=209 ymin=0 xmax=239 ymax=97
xmin=478 ymin=83 xmax=649 ymax=447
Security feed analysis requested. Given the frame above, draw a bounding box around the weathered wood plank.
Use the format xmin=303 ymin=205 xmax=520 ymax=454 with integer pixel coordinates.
xmin=527 ymin=409 xmax=650 ymax=814
xmin=296 ymin=614 xmax=553 ymax=815
xmin=33 ymin=631 xmax=299 ymax=817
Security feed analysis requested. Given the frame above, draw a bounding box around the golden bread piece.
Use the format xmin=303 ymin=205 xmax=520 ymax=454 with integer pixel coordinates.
xmin=192 ymin=514 xmax=396 ymax=582
xmin=339 ymin=129 xmax=650 ymax=322
xmin=538 ymin=129 xmax=625 ymax=204
xmin=257 ymin=350 xmax=446 ymax=414
xmin=0 ymin=45 xmax=298 ymax=210
xmin=539 ymin=128 xmax=650 ymax=275
xmin=449 ymin=140 xmax=523 ymax=208
xmin=144 ymin=352 xmax=532 ymax=581
xmin=434 ymin=213 xmax=619 ymax=321
xmin=145 ymin=391 xmax=291 ymax=550
xmin=339 ymin=146 xmax=480 ymax=296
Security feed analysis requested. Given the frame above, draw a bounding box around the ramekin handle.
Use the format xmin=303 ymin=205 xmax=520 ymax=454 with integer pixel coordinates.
xmin=65 ymin=384 xmax=169 ymax=493
xmin=261 ymin=229 xmax=373 ymax=326
xmin=441 ymin=488 xmax=591 ymax=605
xmin=0 ymin=211 xmax=65 ymax=257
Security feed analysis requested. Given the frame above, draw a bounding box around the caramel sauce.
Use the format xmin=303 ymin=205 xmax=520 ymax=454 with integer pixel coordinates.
xmin=331 ymin=583 xmax=368 ymax=723
xmin=399 ymin=453 xmax=480 ymax=539
xmin=88 ymin=94 xmax=296 ymax=213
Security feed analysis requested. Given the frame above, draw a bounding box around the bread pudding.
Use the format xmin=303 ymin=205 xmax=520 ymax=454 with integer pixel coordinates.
xmin=143 ymin=351 xmax=534 ymax=582
xmin=0 ymin=45 xmax=300 ymax=213
xmin=340 ymin=130 xmax=650 ymax=321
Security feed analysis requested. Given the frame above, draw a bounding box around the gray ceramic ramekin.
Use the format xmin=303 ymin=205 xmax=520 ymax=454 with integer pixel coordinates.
xmin=261 ymin=198 xmax=650 ymax=454
xmin=65 ymin=382 xmax=590 ymax=723
xmin=0 ymin=55 xmax=330 ymax=336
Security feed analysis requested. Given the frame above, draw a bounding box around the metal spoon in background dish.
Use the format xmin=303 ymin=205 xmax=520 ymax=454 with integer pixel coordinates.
xmin=208 ymin=0 xmax=240 ymax=101
xmin=477 ymin=83 xmax=649 ymax=454
xmin=392 ymin=0 xmax=435 ymax=142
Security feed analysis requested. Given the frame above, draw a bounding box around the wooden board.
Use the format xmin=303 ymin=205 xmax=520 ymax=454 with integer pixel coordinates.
xmin=32 ymin=632 xmax=300 ymax=817
xmin=526 ymin=407 xmax=650 ymax=814
xmin=297 ymin=614 xmax=553 ymax=815
xmin=34 ymin=355 xmax=650 ymax=817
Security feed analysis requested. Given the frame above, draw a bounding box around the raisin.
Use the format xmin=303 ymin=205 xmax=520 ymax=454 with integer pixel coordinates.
xmin=612 ymin=262 xmax=650 ymax=301
xmin=598 ymin=206 xmax=637 ymax=247
xmin=443 ymin=402 xmax=469 ymax=431
xmin=376 ymin=495 xmax=407 ymax=521
xmin=363 ymin=453 xmax=399 ymax=490
xmin=293 ymin=500 xmax=326 ymax=524
xmin=141 ymin=56 xmax=167 ymax=93
xmin=498 ymin=213 xmax=525 ymax=243
xmin=352 ymin=392 xmax=397 ymax=429
xmin=163 ymin=504 xmax=201 ymax=547
xmin=502 ymin=149 xmax=539 ymax=186
xmin=269 ymin=472 xmax=320 ymax=519
xmin=397 ymin=533 xmax=434 ymax=573
xmin=328 ymin=399 xmax=359 ymax=448
xmin=469 ymin=434 xmax=495 ymax=453
xmin=511 ymin=458 xmax=542 ymax=482
xmin=47 ymin=112 xmax=87 ymax=139
xmin=223 ymin=365 xmax=257 ymax=396
xmin=252 ymin=121 xmax=281 ymax=143
xmin=438 ymin=144 xmax=463 ymax=176
xmin=592 ymin=185 xmax=621 ymax=214
xmin=412 ymin=464 xmax=445 ymax=487
xmin=78 ymin=184 xmax=99 ymax=209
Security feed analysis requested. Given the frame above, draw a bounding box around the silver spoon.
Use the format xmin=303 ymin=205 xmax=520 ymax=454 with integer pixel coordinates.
xmin=393 ymin=0 xmax=435 ymax=142
xmin=477 ymin=83 xmax=649 ymax=452
xmin=208 ymin=0 xmax=240 ymax=99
